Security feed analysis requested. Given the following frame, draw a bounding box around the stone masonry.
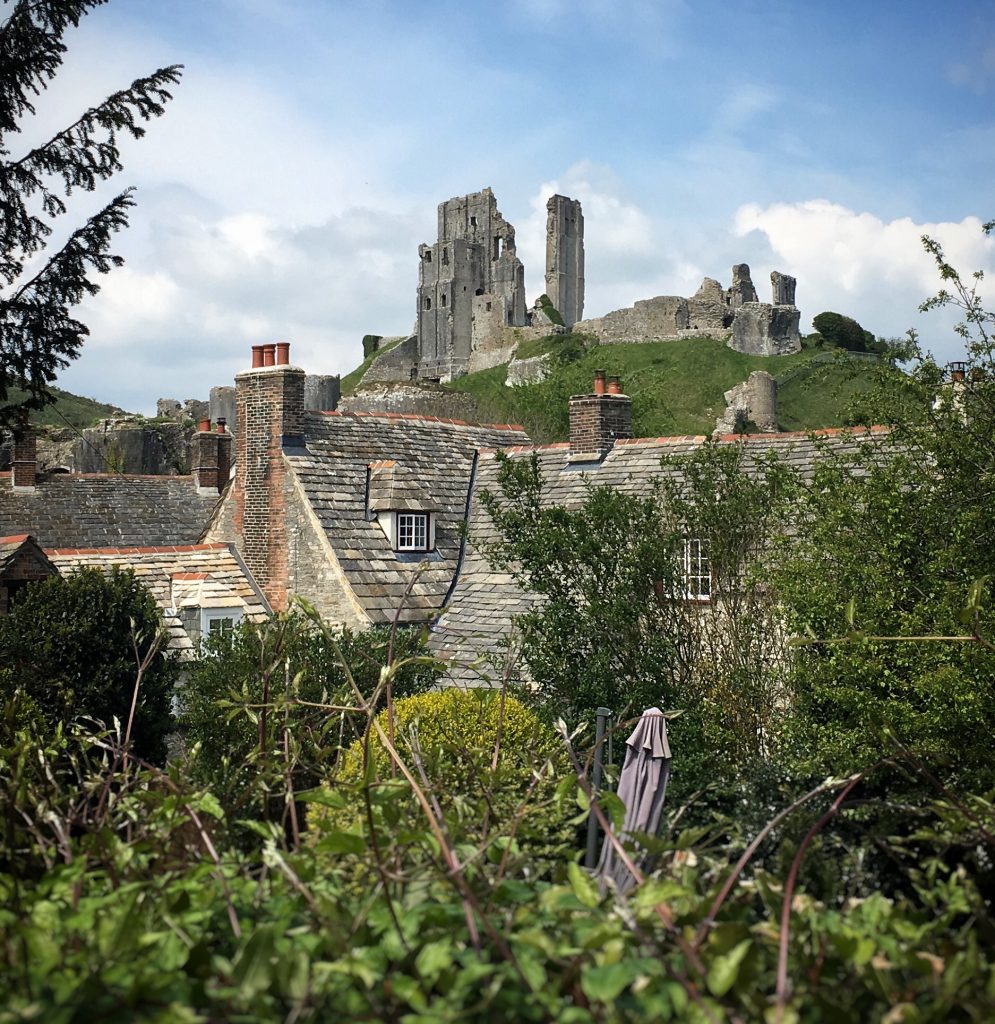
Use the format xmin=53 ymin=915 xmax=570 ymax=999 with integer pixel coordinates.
xmin=416 ymin=188 xmax=527 ymax=381
xmin=545 ymin=195 xmax=585 ymax=328
xmin=233 ymin=357 xmax=305 ymax=611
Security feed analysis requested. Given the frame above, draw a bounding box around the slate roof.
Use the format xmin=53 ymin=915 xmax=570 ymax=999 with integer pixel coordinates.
xmin=288 ymin=411 xmax=529 ymax=625
xmin=0 ymin=473 xmax=220 ymax=549
xmin=428 ymin=426 xmax=893 ymax=685
xmin=47 ymin=543 xmax=271 ymax=660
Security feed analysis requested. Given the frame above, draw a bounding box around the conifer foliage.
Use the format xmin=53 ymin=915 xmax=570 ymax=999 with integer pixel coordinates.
xmin=0 ymin=0 xmax=180 ymax=431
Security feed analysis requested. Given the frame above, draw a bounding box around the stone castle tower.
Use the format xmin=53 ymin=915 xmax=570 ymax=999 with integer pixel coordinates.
xmin=416 ymin=188 xmax=527 ymax=380
xmin=545 ymin=194 xmax=585 ymax=329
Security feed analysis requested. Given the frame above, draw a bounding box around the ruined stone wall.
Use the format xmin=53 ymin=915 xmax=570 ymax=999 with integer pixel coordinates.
xmin=729 ymin=303 xmax=801 ymax=356
xmin=771 ymin=271 xmax=796 ymax=305
xmin=575 ymin=295 xmax=701 ymax=344
xmin=713 ymin=370 xmax=778 ymax=435
xmin=337 ymin=383 xmax=478 ymax=420
xmin=77 ymin=422 xmax=191 ymax=475
xmin=545 ymin=195 xmax=585 ymax=328
xmin=362 ymin=335 xmax=418 ymax=385
xmin=506 ymin=353 xmax=552 ymax=386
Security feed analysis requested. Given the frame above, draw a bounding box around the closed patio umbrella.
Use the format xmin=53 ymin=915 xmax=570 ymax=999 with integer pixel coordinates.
xmin=596 ymin=707 xmax=672 ymax=894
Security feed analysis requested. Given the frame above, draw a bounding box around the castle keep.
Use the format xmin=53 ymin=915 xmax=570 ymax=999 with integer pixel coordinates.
xmin=414 ymin=188 xmax=585 ymax=381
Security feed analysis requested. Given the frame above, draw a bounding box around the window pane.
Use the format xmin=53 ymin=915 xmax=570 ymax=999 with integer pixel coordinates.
xmin=397 ymin=513 xmax=429 ymax=551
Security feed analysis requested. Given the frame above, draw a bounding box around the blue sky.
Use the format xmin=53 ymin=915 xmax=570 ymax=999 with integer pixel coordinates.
xmin=14 ymin=0 xmax=994 ymax=413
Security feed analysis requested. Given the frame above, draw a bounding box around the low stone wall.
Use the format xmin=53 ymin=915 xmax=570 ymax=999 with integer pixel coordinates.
xmin=337 ymin=383 xmax=478 ymax=420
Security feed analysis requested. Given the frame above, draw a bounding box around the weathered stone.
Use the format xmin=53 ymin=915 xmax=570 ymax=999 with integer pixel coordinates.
xmin=362 ymin=334 xmax=418 ymax=384
xmin=729 ymin=302 xmax=801 ymax=356
xmin=545 ymin=195 xmax=585 ymax=328
xmin=771 ymin=271 xmax=797 ymax=306
xmin=728 ymin=264 xmax=758 ymax=308
xmin=337 ymin=382 xmax=478 ymax=420
xmin=416 ymin=188 xmax=527 ymax=381
xmin=688 ymin=277 xmax=732 ymax=331
xmin=714 ymin=370 xmax=778 ymax=435
xmin=576 ymin=295 xmax=700 ymax=344
xmin=157 ymin=398 xmax=182 ymax=420
xmin=506 ymin=353 xmax=553 ymax=386
xmin=304 ymin=374 xmax=340 ymax=412
xmin=209 ymin=386 xmax=237 ymax=430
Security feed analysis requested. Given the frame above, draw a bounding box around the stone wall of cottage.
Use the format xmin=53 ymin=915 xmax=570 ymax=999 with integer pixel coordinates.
xmin=284 ymin=470 xmax=369 ymax=630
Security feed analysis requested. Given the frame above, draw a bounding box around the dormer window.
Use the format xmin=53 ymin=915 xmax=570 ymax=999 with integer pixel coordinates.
xmin=396 ymin=512 xmax=430 ymax=552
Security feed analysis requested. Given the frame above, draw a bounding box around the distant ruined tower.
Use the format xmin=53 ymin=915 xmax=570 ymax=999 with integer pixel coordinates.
xmin=544 ymin=195 xmax=585 ymax=328
xmin=416 ymin=188 xmax=526 ymax=381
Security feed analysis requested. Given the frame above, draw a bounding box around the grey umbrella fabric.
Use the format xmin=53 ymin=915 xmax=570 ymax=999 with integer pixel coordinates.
xmin=595 ymin=707 xmax=672 ymax=894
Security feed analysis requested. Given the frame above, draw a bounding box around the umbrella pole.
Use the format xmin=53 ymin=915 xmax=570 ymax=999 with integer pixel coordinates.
xmin=584 ymin=706 xmax=613 ymax=869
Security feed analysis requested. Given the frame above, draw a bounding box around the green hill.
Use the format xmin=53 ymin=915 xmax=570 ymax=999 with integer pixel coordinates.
xmin=4 ymin=387 xmax=130 ymax=429
xmin=437 ymin=334 xmax=891 ymax=442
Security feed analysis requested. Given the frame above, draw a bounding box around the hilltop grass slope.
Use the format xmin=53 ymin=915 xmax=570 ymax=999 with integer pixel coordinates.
xmin=439 ymin=334 xmax=886 ymax=442
xmin=3 ymin=387 xmax=129 ymax=430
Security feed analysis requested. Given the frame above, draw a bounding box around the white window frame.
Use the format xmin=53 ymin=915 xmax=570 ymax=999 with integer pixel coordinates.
xmin=395 ymin=512 xmax=430 ymax=553
xmin=201 ymin=607 xmax=244 ymax=638
xmin=681 ymin=538 xmax=711 ymax=602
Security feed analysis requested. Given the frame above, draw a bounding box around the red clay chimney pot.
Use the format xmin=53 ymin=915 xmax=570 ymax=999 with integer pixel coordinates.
xmin=262 ymin=344 xmax=276 ymax=367
xmin=251 ymin=345 xmax=264 ymax=368
xmin=593 ymin=369 xmax=607 ymax=395
xmin=275 ymin=342 xmax=290 ymax=365
xmin=216 ymin=418 xmax=227 ymax=433
xmin=607 ymin=376 xmax=622 ymax=395
xmin=198 ymin=418 xmax=211 ymax=433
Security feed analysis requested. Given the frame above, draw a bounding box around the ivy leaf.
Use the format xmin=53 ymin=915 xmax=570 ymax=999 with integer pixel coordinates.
xmin=706 ymin=937 xmax=751 ymax=997
xmin=568 ymin=862 xmax=600 ymax=908
xmin=231 ymin=925 xmax=276 ymax=999
xmin=581 ymin=961 xmax=640 ymax=1002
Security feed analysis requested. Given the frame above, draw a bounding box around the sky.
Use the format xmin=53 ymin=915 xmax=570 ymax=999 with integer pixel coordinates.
xmin=9 ymin=0 xmax=995 ymax=414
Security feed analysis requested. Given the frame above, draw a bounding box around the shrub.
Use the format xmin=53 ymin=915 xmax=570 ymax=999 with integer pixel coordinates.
xmin=0 ymin=567 xmax=176 ymax=764
xmin=312 ymin=688 xmax=576 ymax=869
xmin=179 ymin=612 xmax=439 ymax=842
xmin=812 ymin=311 xmax=871 ymax=352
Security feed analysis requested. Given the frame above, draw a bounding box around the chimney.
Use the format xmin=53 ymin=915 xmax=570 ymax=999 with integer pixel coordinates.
xmin=234 ymin=341 xmax=305 ymax=611
xmin=11 ymin=417 xmax=36 ymax=491
xmin=193 ymin=420 xmax=220 ymax=494
xmin=568 ymin=373 xmax=632 ymax=458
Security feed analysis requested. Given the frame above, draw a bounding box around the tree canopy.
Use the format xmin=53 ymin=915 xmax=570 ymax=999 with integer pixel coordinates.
xmin=0 ymin=0 xmax=180 ymax=432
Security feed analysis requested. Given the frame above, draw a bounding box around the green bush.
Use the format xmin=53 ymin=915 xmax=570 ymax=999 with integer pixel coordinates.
xmin=179 ymin=612 xmax=439 ymax=842
xmin=312 ymin=688 xmax=576 ymax=868
xmin=0 ymin=567 xmax=176 ymax=764
xmin=812 ymin=310 xmax=871 ymax=352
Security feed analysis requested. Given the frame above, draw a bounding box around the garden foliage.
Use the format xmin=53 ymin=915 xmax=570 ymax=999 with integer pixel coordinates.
xmin=0 ymin=565 xmax=176 ymax=763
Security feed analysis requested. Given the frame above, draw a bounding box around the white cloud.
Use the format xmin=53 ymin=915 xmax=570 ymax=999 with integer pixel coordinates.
xmin=734 ymin=200 xmax=995 ymax=356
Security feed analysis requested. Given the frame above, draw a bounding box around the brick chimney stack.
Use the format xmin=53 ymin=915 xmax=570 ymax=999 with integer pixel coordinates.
xmin=568 ymin=370 xmax=632 ymax=457
xmin=11 ymin=417 xmax=36 ymax=491
xmin=234 ymin=342 xmax=305 ymax=610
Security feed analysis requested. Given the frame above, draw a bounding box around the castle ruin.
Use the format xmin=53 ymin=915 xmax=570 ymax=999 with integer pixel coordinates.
xmin=545 ymin=195 xmax=585 ymax=329
xmin=413 ymin=187 xmax=585 ymax=381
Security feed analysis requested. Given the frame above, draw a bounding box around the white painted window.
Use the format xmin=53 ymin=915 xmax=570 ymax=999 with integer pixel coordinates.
xmin=396 ymin=512 xmax=430 ymax=552
xmin=201 ymin=607 xmax=244 ymax=637
xmin=681 ymin=538 xmax=711 ymax=601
